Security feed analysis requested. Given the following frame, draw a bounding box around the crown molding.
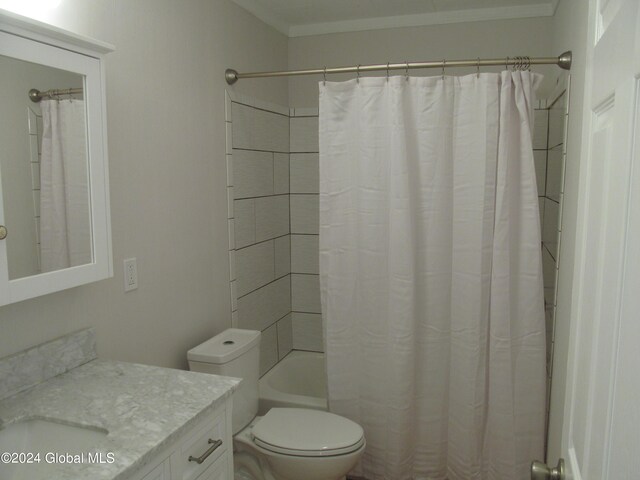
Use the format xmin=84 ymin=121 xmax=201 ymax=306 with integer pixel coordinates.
xmin=230 ymin=1 xmax=557 ymax=38
xmin=288 ymin=4 xmax=556 ymax=37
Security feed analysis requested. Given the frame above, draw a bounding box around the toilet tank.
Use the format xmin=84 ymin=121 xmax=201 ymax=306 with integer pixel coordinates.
xmin=188 ymin=328 xmax=260 ymax=434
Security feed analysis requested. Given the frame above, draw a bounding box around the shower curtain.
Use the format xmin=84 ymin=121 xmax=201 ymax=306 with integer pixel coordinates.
xmin=40 ymin=99 xmax=91 ymax=272
xmin=319 ymin=71 xmax=546 ymax=480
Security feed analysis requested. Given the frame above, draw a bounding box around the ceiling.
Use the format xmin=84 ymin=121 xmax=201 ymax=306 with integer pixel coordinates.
xmin=231 ymin=0 xmax=560 ymax=37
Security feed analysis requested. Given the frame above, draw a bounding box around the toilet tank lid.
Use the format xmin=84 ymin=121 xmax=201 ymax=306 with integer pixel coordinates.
xmin=188 ymin=328 xmax=260 ymax=364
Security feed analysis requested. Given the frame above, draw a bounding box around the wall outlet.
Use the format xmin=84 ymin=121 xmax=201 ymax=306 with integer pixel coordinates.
xmin=123 ymin=258 xmax=138 ymax=292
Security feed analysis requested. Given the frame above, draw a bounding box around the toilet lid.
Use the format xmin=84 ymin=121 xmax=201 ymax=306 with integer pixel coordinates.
xmin=251 ymin=408 xmax=365 ymax=457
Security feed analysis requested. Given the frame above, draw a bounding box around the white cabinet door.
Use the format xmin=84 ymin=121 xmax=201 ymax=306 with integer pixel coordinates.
xmin=557 ymin=0 xmax=640 ymax=478
xmin=141 ymin=461 xmax=170 ymax=480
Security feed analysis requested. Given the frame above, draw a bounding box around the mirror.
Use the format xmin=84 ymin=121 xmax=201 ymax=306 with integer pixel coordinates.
xmin=0 ymin=55 xmax=91 ymax=280
xmin=0 ymin=10 xmax=113 ymax=306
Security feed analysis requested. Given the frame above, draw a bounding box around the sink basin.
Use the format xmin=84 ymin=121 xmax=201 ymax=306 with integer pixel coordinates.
xmin=0 ymin=419 xmax=108 ymax=480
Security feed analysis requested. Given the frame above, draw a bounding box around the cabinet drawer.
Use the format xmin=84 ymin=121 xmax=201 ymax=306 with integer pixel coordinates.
xmin=175 ymin=408 xmax=227 ymax=480
xmin=194 ymin=453 xmax=229 ymax=480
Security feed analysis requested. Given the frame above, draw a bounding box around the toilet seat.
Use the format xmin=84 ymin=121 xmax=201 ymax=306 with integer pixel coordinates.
xmin=251 ymin=408 xmax=365 ymax=457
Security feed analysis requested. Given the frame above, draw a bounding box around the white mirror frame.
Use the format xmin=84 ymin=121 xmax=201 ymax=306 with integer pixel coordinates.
xmin=0 ymin=9 xmax=114 ymax=305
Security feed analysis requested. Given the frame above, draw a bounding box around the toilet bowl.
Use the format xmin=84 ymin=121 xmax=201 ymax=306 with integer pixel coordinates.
xmin=188 ymin=329 xmax=365 ymax=480
xmin=235 ymin=410 xmax=365 ymax=480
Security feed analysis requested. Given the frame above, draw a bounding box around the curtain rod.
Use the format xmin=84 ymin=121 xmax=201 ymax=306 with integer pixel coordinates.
xmin=225 ymin=51 xmax=571 ymax=85
xmin=28 ymin=87 xmax=83 ymax=103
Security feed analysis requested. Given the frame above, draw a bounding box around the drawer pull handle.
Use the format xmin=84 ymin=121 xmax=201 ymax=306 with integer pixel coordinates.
xmin=188 ymin=439 xmax=223 ymax=464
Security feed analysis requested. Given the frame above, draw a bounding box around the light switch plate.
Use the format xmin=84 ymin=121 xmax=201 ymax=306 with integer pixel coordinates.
xmin=123 ymin=258 xmax=138 ymax=292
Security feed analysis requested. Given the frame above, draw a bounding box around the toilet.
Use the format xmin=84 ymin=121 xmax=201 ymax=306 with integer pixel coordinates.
xmin=188 ymin=329 xmax=365 ymax=480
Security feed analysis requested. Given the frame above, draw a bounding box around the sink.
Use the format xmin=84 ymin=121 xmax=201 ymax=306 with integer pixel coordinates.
xmin=0 ymin=419 xmax=108 ymax=480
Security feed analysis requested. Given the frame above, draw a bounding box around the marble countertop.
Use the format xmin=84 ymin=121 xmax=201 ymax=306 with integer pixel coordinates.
xmin=0 ymin=359 xmax=240 ymax=480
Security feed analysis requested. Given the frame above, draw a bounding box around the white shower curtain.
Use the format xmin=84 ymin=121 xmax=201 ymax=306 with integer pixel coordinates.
xmin=319 ymin=71 xmax=546 ymax=480
xmin=40 ymin=99 xmax=91 ymax=272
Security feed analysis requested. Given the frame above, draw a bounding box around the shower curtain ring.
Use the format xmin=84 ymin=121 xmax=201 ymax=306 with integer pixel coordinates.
xmin=525 ymin=56 xmax=531 ymax=71
xmin=387 ymin=62 xmax=390 ymax=81
xmin=323 ymin=66 xmax=327 ymax=85
xmin=442 ymin=59 xmax=446 ymax=80
xmin=356 ymin=64 xmax=360 ymax=83
xmin=505 ymin=56 xmax=509 ymax=70
xmin=405 ymin=61 xmax=409 ymax=81
xmin=477 ymin=57 xmax=480 ymax=78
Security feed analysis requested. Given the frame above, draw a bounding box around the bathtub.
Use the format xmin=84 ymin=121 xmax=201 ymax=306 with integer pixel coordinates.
xmin=258 ymin=350 xmax=328 ymax=414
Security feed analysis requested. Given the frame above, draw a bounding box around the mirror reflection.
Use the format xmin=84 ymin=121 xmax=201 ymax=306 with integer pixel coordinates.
xmin=0 ymin=55 xmax=92 ymax=280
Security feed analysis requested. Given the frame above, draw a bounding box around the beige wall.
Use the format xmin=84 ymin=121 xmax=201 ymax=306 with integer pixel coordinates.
xmin=0 ymin=0 xmax=288 ymax=369
xmin=288 ymin=17 xmax=556 ymax=108
xmin=546 ymin=0 xmax=590 ymax=461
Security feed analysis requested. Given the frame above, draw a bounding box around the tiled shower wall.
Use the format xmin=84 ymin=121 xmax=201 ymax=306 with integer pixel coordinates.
xmin=533 ymin=77 xmax=569 ymax=376
xmin=226 ymin=92 xmax=293 ymax=376
xmin=537 ymin=75 xmax=570 ymax=434
xmin=226 ymin=82 xmax=568 ymax=374
xmin=27 ymin=106 xmax=43 ymax=272
xmin=289 ymin=108 xmax=322 ymax=352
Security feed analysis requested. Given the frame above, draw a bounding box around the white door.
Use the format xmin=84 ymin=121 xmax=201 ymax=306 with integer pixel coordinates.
xmin=551 ymin=0 xmax=640 ymax=478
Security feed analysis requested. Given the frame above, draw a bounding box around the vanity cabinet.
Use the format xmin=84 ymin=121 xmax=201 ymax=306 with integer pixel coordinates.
xmin=131 ymin=400 xmax=234 ymax=480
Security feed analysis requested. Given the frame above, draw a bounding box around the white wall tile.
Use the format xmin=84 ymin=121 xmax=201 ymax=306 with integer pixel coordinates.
xmin=229 ymin=250 xmax=236 ymax=281
xmin=260 ymin=323 xmax=279 ymax=376
xmin=545 ymin=306 xmax=555 ymax=369
xmin=546 ymin=147 xmax=563 ymax=202
xmin=542 ymin=198 xmax=559 ymax=260
xmin=232 ymin=103 xmax=289 ymax=152
xmin=36 ymin=115 xmax=42 ymax=138
xmin=290 ymin=153 xmax=319 ymax=193
xmin=293 ymin=107 xmax=319 ymax=117
xmin=538 ymin=197 xmax=545 ymax=227
xmin=233 ymin=149 xmax=274 ymax=199
xmin=291 ymin=235 xmax=319 ymax=274
xmin=236 ymin=241 xmax=275 ymax=297
xmin=230 ymin=280 xmax=238 ymax=311
xmin=274 ymin=153 xmax=290 ymax=194
xmin=292 ymin=274 xmax=321 ymax=313
xmin=228 ymin=219 xmax=235 ymax=251
xmin=226 ymin=154 xmax=234 ymax=187
xmin=548 ymin=107 xmax=565 ymax=149
xmin=544 ymin=286 xmax=556 ymax=307
xmin=292 ymin=313 xmax=323 ymax=352
xmin=237 ymin=276 xmax=291 ymax=331
xmin=276 ymin=313 xmax=293 ymax=360
xmin=255 ymin=195 xmax=289 ymax=242
xmin=225 ymin=122 xmax=233 ymax=154
xmin=31 ymin=163 xmax=40 ymax=190
xmin=533 ymin=151 xmax=547 ymax=197
xmin=542 ymin=246 xmax=556 ymax=290
xmin=31 ymin=190 xmax=40 ymax=217
xmin=29 ymin=135 xmax=39 ymax=160
xmin=274 ymin=235 xmax=291 ymax=278
xmin=28 ymin=108 xmax=38 ymax=134
xmin=290 ymin=195 xmax=319 ymax=234
xmin=290 ymin=116 xmax=319 ymax=153
xmin=225 ymin=91 xmax=232 ymax=122
xmin=227 ymin=187 xmax=234 ymax=219
xmin=234 ymin=199 xmax=255 ymax=249
xmin=532 ymin=110 xmax=548 ymax=150
xmin=251 ymin=98 xmax=290 ymax=117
